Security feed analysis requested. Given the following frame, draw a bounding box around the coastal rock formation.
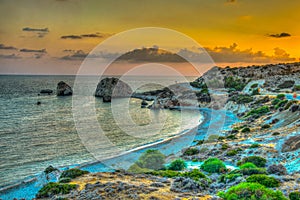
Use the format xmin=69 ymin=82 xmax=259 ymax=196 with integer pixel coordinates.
xmin=95 ymin=77 xmax=132 ymax=102
xmin=56 ymin=81 xmax=73 ymax=96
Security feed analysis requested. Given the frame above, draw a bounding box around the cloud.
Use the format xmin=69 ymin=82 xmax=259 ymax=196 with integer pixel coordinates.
xmin=0 ymin=44 xmax=17 ymax=50
xmin=20 ymin=48 xmax=47 ymax=53
xmin=22 ymin=27 xmax=49 ymax=32
xmin=61 ymin=35 xmax=82 ymax=39
xmin=60 ymin=50 xmax=120 ymax=60
xmin=268 ymin=32 xmax=291 ymax=38
xmin=0 ymin=53 xmax=21 ymax=59
xmin=22 ymin=27 xmax=49 ymax=38
xmin=61 ymin=32 xmax=108 ymax=39
xmin=178 ymin=43 xmax=296 ymax=63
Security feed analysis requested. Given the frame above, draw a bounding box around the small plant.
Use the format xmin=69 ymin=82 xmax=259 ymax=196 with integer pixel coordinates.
xmin=168 ymin=159 xmax=187 ymax=171
xmin=239 ymin=162 xmax=257 ymax=169
xmin=272 ymin=98 xmax=281 ymax=105
xmin=240 ymin=168 xmax=267 ymax=175
xmin=272 ymin=132 xmax=280 ymax=136
xmin=276 ymin=94 xmax=285 ymax=100
xmin=251 ymin=88 xmax=260 ymax=95
xmin=183 ymin=147 xmax=200 ymax=156
xmin=289 ymin=191 xmax=300 ymax=200
xmin=261 ymin=124 xmax=271 ymax=129
xmin=238 ymin=156 xmax=267 ymax=167
xmin=226 ymin=150 xmax=238 ymax=156
xmin=245 ymin=106 xmax=270 ymax=117
xmin=250 ymin=143 xmax=260 ymax=148
xmin=246 ymin=174 xmax=280 ymax=187
xmin=293 ymin=85 xmax=300 ymax=91
xmin=275 ymin=100 xmax=288 ymax=109
xmin=60 ymin=168 xmax=89 ymax=180
xmin=200 ymin=158 xmax=226 ymax=173
xmin=135 ymin=149 xmax=166 ymax=170
xmin=36 ymin=182 xmax=77 ymax=198
xmin=251 ymin=83 xmax=258 ymax=88
xmin=217 ymin=182 xmax=287 ymax=200
xmin=241 ymin=127 xmax=250 ymax=133
xmin=226 ymin=134 xmax=237 ymax=140
xmin=219 ymin=173 xmax=242 ymax=183
xmin=221 ymin=143 xmax=230 ymax=150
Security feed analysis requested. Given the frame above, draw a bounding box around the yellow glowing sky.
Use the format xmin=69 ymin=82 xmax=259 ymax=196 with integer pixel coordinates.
xmin=0 ymin=0 xmax=300 ymax=74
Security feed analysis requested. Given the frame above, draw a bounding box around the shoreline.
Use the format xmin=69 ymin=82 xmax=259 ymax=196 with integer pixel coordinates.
xmin=0 ymin=107 xmax=225 ymax=200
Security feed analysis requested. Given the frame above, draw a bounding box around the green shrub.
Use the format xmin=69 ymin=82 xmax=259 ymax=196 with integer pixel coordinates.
xmin=238 ymin=156 xmax=267 ymax=168
xmin=246 ymin=174 xmax=280 ymax=187
xmin=221 ymin=143 xmax=230 ymax=150
xmin=227 ymin=150 xmax=238 ymax=156
xmin=272 ymin=132 xmax=280 ymax=136
xmin=251 ymin=88 xmax=260 ymax=95
xmin=226 ymin=134 xmax=237 ymax=140
xmin=58 ymin=177 xmax=72 ymax=183
xmin=234 ymin=95 xmax=254 ymax=104
xmin=240 ymin=162 xmax=257 ymax=169
xmin=225 ymin=76 xmax=248 ymax=91
xmin=276 ymin=94 xmax=285 ymax=100
xmin=148 ymin=170 xmax=180 ymax=178
xmin=135 ymin=149 xmax=166 ymax=170
xmin=36 ymin=182 xmax=77 ymax=198
xmin=251 ymin=83 xmax=258 ymax=88
xmin=272 ymin=98 xmax=281 ymax=105
xmin=219 ymin=173 xmax=242 ymax=183
xmin=148 ymin=169 xmax=206 ymax=181
xmin=217 ymin=182 xmax=287 ymax=200
xmin=293 ymin=85 xmax=300 ymax=91
xmin=289 ymin=191 xmax=300 ymax=200
xmin=181 ymin=169 xmax=207 ymax=181
xmin=127 ymin=163 xmax=152 ymax=173
xmin=60 ymin=168 xmax=89 ymax=180
xmin=240 ymin=168 xmax=267 ymax=175
xmin=261 ymin=124 xmax=271 ymax=129
xmin=275 ymin=100 xmax=288 ymax=109
xmin=250 ymin=143 xmax=260 ymax=148
xmin=168 ymin=159 xmax=187 ymax=171
xmin=241 ymin=127 xmax=250 ymax=133
xmin=190 ymin=81 xmax=202 ymax=88
xmin=245 ymin=106 xmax=269 ymax=117
xmin=183 ymin=147 xmax=200 ymax=156
xmin=200 ymin=158 xmax=226 ymax=173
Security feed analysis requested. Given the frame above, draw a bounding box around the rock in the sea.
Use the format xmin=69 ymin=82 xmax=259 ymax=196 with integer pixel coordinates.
xmin=290 ymin=104 xmax=299 ymax=112
xmin=95 ymin=77 xmax=132 ymax=102
xmin=56 ymin=81 xmax=73 ymax=96
xmin=40 ymin=89 xmax=53 ymax=94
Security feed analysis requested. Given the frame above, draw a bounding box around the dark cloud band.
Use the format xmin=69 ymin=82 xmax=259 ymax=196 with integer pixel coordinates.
xmin=20 ymin=48 xmax=47 ymax=53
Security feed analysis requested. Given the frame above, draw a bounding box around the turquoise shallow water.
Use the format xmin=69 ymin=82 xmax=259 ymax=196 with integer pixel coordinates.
xmin=0 ymin=75 xmax=200 ymax=188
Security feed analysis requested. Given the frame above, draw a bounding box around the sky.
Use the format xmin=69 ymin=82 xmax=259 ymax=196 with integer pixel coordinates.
xmin=0 ymin=0 xmax=300 ymax=75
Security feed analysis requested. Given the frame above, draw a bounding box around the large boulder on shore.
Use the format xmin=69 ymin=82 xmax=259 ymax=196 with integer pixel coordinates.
xmin=56 ymin=81 xmax=73 ymax=96
xmin=95 ymin=77 xmax=132 ymax=102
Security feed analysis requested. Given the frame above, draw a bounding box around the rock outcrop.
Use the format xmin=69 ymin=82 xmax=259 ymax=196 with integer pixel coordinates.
xmin=282 ymin=135 xmax=300 ymax=152
xmin=95 ymin=77 xmax=132 ymax=102
xmin=56 ymin=81 xmax=73 ymax=96
xmin=40 ymin=89 xmax=53 ymax=94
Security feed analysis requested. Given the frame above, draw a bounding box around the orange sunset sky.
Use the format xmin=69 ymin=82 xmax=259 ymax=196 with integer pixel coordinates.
xmin=0 ymin=0 xmax=299 ymax=75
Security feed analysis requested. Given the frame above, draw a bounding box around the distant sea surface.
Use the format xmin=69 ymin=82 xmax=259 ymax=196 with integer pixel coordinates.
xmin=0 ymin=75 xmax=200 ymax=188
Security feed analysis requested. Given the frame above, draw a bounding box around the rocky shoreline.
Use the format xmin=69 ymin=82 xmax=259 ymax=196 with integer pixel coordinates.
xmin=2 ymin=62 xmax=300 ymax=200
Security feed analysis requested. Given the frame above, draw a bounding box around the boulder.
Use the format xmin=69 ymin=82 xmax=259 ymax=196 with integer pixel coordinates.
xmin=95 ymin=78 xmax=132 ymax=102
xmin=267 ymin=164 xmax=287 ymax=175
xmin=282 ymin=135 xmax=300 ymax=152
xmin=56 ymin=81 xmax=73 ymax=96
xmin=290 ymin=104 xmax=299 ymax=112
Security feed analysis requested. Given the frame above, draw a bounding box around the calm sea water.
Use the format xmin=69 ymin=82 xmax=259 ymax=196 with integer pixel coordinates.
xmin=0 ymin=75 xmax=200 ymax=188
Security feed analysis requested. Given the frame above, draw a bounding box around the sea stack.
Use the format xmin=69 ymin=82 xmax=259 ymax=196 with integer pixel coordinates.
xmin=56 ymin=81 xmax=73 ymax=96
xmin=95 ymin=77 xmax=132 ymax=102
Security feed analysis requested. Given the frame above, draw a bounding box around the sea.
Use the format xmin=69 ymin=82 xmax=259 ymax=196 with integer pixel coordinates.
xmin=0 ymin=75 xmax=201 ymax=189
